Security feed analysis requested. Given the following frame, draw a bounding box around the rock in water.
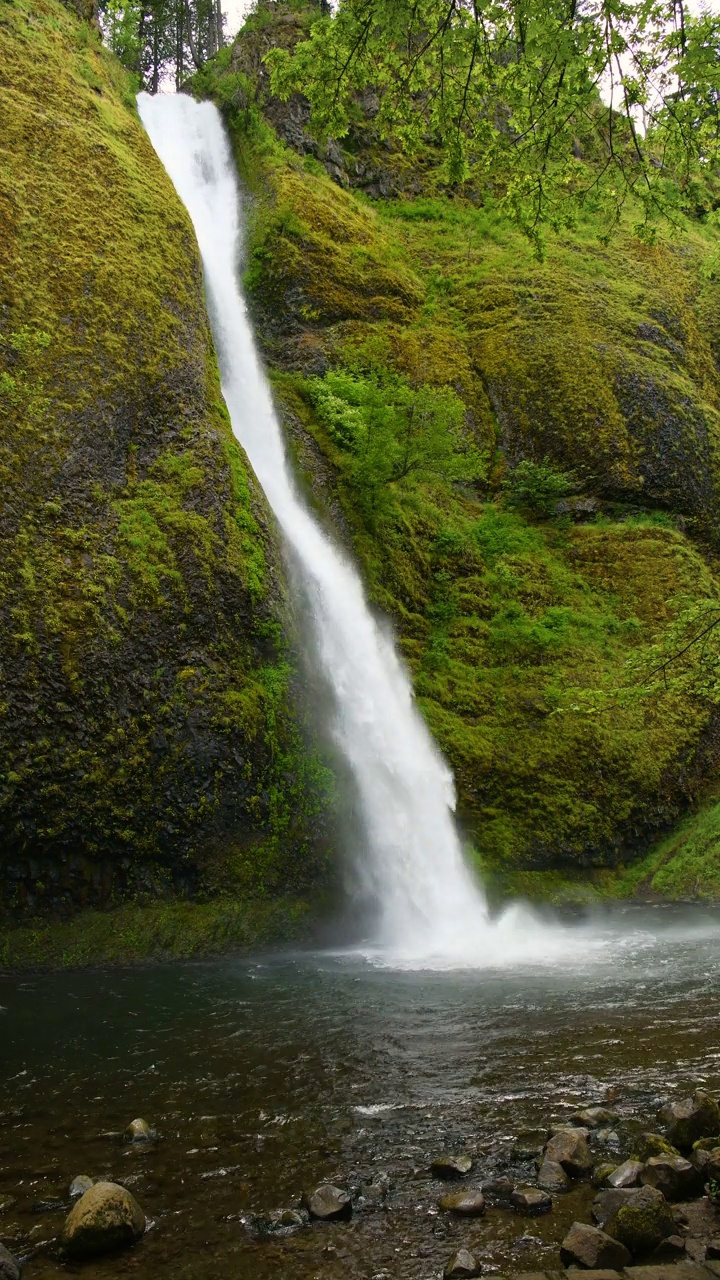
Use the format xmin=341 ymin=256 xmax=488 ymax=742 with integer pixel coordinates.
xmin=437 ymin=1190 xmax=486 ymax=1216
xmin=659 ymin=1091 xmax=720 ymax=1150
xmin=572 ymin=1107 xmax=619 ymax=1129
xmin=61 ymin=1182 xmax=146 ymax=1259
xmin=607 ymin=1159 xmax=644 ymax=1188
xmin=125 ymin=1118 xmax=155 ymax=1145
xmin=431 ymin=1154 xmax=474 ymax=1179
xmin=512 ymin=1129 xmax=549 ymax=1160
xmin=444 ymin=1248 xmax=481 ymax=1278
xmin=69 ymin=1175 xmax=94 ymax=1198
xmin=560 ymin=1222 xmax=631 ymax=1270
xmin=634 ymin=1133 xmax=681 ymax=1162
xmin=538 ymin=1158 xmax=570 ymax=1192
xmin=604 ymin=1183 xmax=674 ymax=1256
xmin=510 ymin=1186 xmax=552 ymax=1214
xmin=640 ymin=1154 xmax=700 ymax=1200
xmin=0 ymin=1244 xmax=20 ymax=1280
xmin=544 ymin=1127 xmax=593 ymax=1177
xmin=303 ymin=1185 xmax=352 ymax=1221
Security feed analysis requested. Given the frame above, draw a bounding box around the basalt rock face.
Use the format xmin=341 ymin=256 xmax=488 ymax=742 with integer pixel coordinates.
xmin=193 ymin=4 xmax=720 ymax=883
xmin=0 ymin=0 xmax=327 ymax=931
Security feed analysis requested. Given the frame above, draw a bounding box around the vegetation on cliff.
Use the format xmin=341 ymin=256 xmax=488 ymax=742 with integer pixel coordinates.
xmin=191 ymin=0 xmax=720 ymax=885
xmin=0 ymin=0 xmax=330 ymax=941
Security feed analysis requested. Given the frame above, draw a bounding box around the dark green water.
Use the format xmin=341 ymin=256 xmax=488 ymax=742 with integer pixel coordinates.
xmin=2 ymin=905 xmax=720 ymax=1279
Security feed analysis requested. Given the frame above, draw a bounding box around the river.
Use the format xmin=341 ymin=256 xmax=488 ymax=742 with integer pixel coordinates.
xmin=3 ymin=904 xmax=720 ymax=1279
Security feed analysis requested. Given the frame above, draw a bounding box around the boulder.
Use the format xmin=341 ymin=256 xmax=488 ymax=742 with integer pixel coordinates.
xmin=634 ymin=1134 xmax=681 ymax=1162
xmin=482 ymin=1177 xmax=514 ymax=1203
xmin=69 ymin=1175 xmax=94 ymax=1199
xmin=438 ymin=1190 xmax=486 ymax=1216
xmin=692 ymin=1136 xmax=720 ymax=1153
xmin=538 ymin=1158 xmax=570 ymax=1193
xmin=604 ymin=1184 xmax=675 ymax=1256
xmin=510 ymin=1186 xmax=552 ymax=1215
xmin=431 ymin=1154 xmax=473 ymax=1179
xmin=61 ymin=1181 xmax=146 ymax=1259
xmin=125 ymin=1118 xmax=155 ymax=1145
xmin=592 ymin=1187 xmax=635 ymax=1230
xmin=607 ymin=1159 xmax=644 ymax=1188
xmin=650 ymin=1234 xmax=687 ymax=1261
xmin=0 ymin=1244 xmax=20 ymax=1280
xmin=512 ymin=1129 xmax=549 ymax=1160
xmin=572 ymin=1107 xmax=619 ymax=1129
xmin=303 ymin=1185 xmax=352 ymax=1221
xmin=545 ymin=1127 xmax=593 ymax=1177
xmin=444 ymin=1248 xmax=481 ymax=1278
xmin=659 ymin=1091 xmax=720 ymax=1150
xmin=560 ymin=1221 xmax=631 ymax=1270
xmin=640 ymin=1155 xmax=700 ymax=1200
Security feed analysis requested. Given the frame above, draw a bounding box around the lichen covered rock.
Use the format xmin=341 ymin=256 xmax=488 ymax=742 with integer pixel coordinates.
xmin=61 ymin=1181 xmax=145 ymax=1258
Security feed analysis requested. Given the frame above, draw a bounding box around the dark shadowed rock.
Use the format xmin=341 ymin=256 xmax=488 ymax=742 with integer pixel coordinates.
xmin=641 ymin=1155 xmax=700 ymax=1200
xmin=431 ymin=1154 xmax=473 ymax=1179
xmin=573 ymin=1107 xmax=619 ymax=1129
xmin=482 ymin=1177 xmax=514 ymax=1203
xmin=608 ymin=1160 xmax=644 ymax=1189
xmin=634 ymin=1135 xmax=681 ymax=1163
xmin=659 ymin=1091 xmax=720 ymax=1150
xmin=438 ymin=1190 xmax=486 ymax=1216
xmin=510 ymin=1186 xmax=552 ymax=1214
xmin=61 ymin=1181 xmax=145 ymax=1259
xmin=593 ymin=1187 xmax=635 ymax=1230
xmin=649 ymin=1234 xmax=687 ymax=1261
xmin=0 ymin=1244 xmax=20 ymax=1280
xmin=538 ymin=1158 xmax=570 ymax=1192
xmin=303 ymin=1185 xmax=352 ymax=1221
xmin=545 ymin=1127 xmax=593 ymax=1177
xmin=444 ymin=1247 xmax=481 ymax=1278
xmin=707 ymin=1240 xmax=720 ymax=1259
xmin=512 ymin=1129 xmax=549 ymax=1160
xmin=605 ymin=1184 xmax=675 ymax=1256
xmin=560 ymin=1221 xmax=632 ymax=1269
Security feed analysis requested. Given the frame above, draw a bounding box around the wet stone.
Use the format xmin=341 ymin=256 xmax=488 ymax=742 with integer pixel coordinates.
xmin=659 ymin=1091 xmax=720 ymax=1151
xmin=61 ymin=1181 xmax=146 ymax=1259
xmin=513 ymin=1130 xmax=550 ymax=1160
xmin=444 ymin=1247 xmax=481 ymax=1278
xmin=483 ymin=1177 xmax=515 ymax=1203
xmin=438 ymin=1190 xmax=486 ymax=1216
xmin=573 ymin=1108 xmax=619 ymax=1129
xmin=607 ymin=1160 xmax=644 ymax=1189
xmin=545 ymin=1129 xmax=594 ymax=1178
xmin=303 ymin=1185 xmax=352 ymax=1221
xmin=560 ymin=1222 xmax=632 ymax=1270
xmin=0 ymin=1244 xmax=20 ymax=1280
xmin=70 ymin=1175 xmax=94 ymax=1198
xmin=511 ymin=1187 xmax=553 ymax=1215
xmin=432 ymin=1153 xmax=474 ymax=1179
xmin=125 ymin=1117 xmax=155 ymax=1145
xmin=641 ymin=1155 xmax=700 ymax=1201
xmin=538 ymin=1159 xmax=571 ymax=1193
xmin=247 ymin=1208 xmax=309 ymax=1235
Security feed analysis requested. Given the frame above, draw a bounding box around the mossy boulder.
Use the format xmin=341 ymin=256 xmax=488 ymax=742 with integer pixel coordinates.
xmin=660 ymin=1091 xmax=720 ymax=1150
xmin=0 ymin=0 xmax=330 ymax=936
xmin=61 ymin=1181 xmax=145 ymax=1258
xmin=605 ymin=1184 xmax=675 ymax=1256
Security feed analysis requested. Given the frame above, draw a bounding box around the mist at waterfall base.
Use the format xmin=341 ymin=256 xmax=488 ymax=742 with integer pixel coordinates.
xmin=137 ymin=94 xmax=712 ymax=971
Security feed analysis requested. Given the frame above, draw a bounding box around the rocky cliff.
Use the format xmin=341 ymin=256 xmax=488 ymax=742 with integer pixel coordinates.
xmin=0 ymin=0 xmax=329 ymax=955
xmin=192 ymin=0 xmax=720 ymax=891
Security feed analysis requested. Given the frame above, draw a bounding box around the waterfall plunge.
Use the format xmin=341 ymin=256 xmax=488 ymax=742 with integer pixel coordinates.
xmin=139 ymin=94 xmax=582 ymax=969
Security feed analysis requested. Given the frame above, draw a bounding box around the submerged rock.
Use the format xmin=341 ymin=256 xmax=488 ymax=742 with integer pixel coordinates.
xmin=431 ymin=1154 xmax=473 ymax=1179
xmin=444 ymin=1247 xmax=481 ymax=1278
xmin=512 ymin=1129 xmax=549 ymax=1160
xmin=246 ymin=1207 xmax=309 ymax=1235
xmin=607 ymin=1159 xmax=644 ymax=1188
xmin=0 ymin=1244 xmax=20 ymax=1280
xmin=61 ymin=1181 xmax=146 ymax=1259
xmin=538 ymin=1158 xmax=570 ymax=1193
xmin=641 ymin=1154 xmax=700 ymax=1200
xmin=303 ymin=1185 xmax=352 ymax=1221
xmin=69 ymin=1175 xmax=94 ymax=1199
xmin=545 ymin=1127 xmax=593 ymax=1177
xmin=659 ymin=1091 xmax=720 ymax=1150
xmin=572 ymin=1106 xmax=619 ymax=1129
xmin=604 ymin=1183 xmax=675 ymax=1256
xmin=125 ymin=1118 xmax=155 ymax=1145
xmin=560 ymin=1221 xmax=631 ymax=1269
xmin=510 ymin=1186 xmax=552 ymax=1214
xmin=438 ymin=1190 xmax=486 ymax=1216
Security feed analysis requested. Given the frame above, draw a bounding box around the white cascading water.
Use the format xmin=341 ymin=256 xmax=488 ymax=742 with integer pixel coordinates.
xmin=138 ymin=94 xmax=605 ymax=969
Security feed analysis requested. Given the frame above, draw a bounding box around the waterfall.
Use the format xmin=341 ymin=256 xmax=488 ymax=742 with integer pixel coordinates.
xmin=138 ymin=94 xmax=575 ymax=968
